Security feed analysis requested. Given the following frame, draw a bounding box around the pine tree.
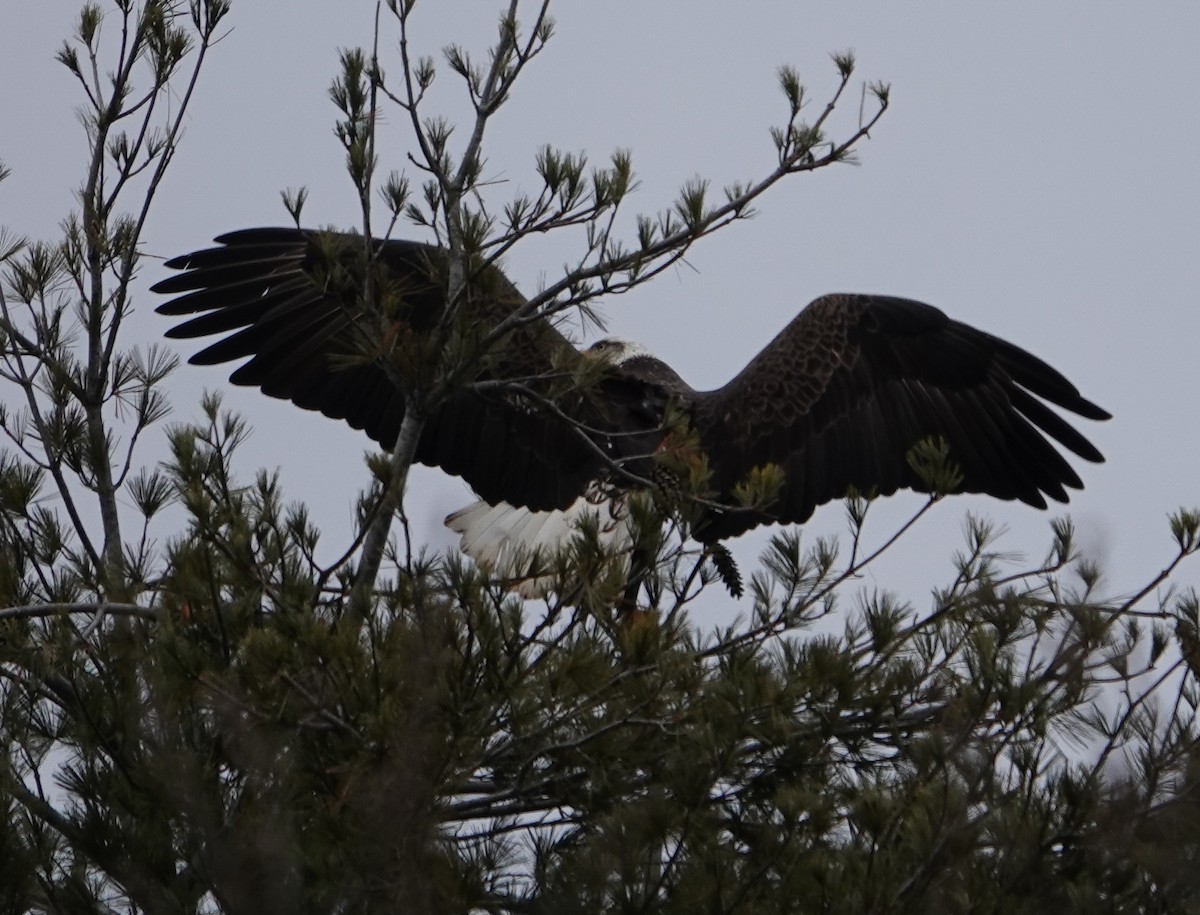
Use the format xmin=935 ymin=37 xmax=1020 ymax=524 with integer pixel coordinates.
xmin=3 ymin=3 xmax=1200 ymax=913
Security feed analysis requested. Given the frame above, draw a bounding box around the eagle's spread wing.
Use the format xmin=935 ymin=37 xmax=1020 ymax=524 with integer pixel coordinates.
xmin=691 ymin=294 xmax=1108 ymax=540
xmin=153 ymin=227 xmax=621 ymax=511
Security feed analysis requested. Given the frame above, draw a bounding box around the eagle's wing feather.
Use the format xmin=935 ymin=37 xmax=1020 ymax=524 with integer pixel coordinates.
xmin=153 ymin=227 xmax=605 ymax=511
xmin=691 ymin=294 xmax=1108 ymax=540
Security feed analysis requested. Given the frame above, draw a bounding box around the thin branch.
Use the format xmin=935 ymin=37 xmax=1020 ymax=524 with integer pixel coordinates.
xmin=0 ymin=601 xmax=154 ymax=623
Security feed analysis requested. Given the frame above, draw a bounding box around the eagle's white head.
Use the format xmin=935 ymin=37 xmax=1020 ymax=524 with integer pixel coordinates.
xmin=587 ymin=336 xmax=694 ymax=394
xmin=586 ymin=337 xmax=655 ymax=367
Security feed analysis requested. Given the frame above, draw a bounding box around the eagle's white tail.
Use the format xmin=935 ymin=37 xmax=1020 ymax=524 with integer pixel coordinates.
xmin=445 ymin=490 xmax=633 ymax=598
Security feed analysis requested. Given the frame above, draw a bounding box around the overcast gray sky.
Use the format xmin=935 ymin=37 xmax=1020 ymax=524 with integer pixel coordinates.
xmin=3 ymin=2 xmax=1199 ymax=608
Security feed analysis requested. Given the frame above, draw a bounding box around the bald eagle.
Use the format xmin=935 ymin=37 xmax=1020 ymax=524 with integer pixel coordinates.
xmin=153 ymin=227 xmax=1108 ymax=594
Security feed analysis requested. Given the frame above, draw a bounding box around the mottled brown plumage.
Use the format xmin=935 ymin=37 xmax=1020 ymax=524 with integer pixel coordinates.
xmin=154 ymin=227 xmax=1109 ymax=544
xmin=683 ymin=294 xmax=1108 ymax=538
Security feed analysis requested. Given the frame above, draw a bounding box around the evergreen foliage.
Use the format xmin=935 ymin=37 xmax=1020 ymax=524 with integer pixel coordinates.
xmin=2 ymin=3 xmax=1199 ymax=912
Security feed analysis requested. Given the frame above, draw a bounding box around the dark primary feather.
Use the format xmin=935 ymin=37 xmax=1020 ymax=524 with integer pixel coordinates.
xmin=154 ymin=229 xmax=1109 ymax=543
